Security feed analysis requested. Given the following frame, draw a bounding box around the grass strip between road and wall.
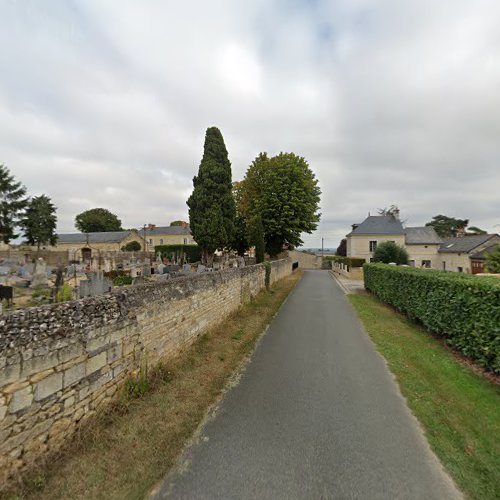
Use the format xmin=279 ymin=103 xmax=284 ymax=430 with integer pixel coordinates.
xmin=349 ymin=293 xmax=500 ymax=500
xmin=5 ymin=271 xmax=302 ymax=500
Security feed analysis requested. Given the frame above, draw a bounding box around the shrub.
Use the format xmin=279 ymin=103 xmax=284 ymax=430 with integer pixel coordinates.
xmin=363 ymin=263 xmax=500 ymax=372
xmin=56 ymin=283 xmax=73 ymax=302
xmin=154 ymin=244 xmax=201 ymax=263
xmin=121 ymin=241 xmax=142 ymax=252
xmin=113 ymin=275 xmax=133 ymax=286
xmin=373 ymin=241 xmax=409 ymax=264
xmin=264 ymin=261 xmax=271 ymax=290
xmin=485 ymin=246 xmax=500 ymax=273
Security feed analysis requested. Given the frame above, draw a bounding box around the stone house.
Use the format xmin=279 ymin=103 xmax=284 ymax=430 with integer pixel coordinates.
xmin=53 ymin=230 xmax=145 ymax=260
xmin=346 ymin=216 xmax=406 ymax=262
xmin=470 ymin=243 xmax=500 ymax=274
xmin=404 ymin=227 xmax=443 ymax=268
xmin=140 ymin=224 xmax=196 ymax=248
xmin=438 ymin=234 xmax=500 ymax=273
xmin=346 ymin=214 xmax=500 ymax=273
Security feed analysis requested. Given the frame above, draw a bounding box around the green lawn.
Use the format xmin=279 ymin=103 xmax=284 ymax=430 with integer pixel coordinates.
xmin=349 ymin=293 xmax=500 ymax=500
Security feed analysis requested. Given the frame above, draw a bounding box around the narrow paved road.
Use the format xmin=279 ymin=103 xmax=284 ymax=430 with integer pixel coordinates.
xmin=152 ymin=271 xmax=461 ymax=499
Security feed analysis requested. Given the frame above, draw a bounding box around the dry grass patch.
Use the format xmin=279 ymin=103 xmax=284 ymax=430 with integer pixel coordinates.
xmin=4 ymin=271 xmax=301 ymax=500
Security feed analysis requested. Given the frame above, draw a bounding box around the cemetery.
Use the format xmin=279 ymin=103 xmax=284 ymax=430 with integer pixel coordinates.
xmin=0 ymin=249 xmax=253 ymax=312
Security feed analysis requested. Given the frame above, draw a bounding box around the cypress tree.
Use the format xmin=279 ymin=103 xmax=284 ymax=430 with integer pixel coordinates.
xmin=187 ymin=127 xmax=236 ymax=265
xmin=0 ymin=164 xmax=28 ymax=244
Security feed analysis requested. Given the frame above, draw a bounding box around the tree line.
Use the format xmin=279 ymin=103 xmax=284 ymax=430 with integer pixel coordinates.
xmin=0 ymin=164 xmax=57 ymax=251
xmin=187 ymin=127 xmax=321 ymax=265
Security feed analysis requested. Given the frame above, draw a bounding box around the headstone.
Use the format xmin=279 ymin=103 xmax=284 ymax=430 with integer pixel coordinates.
xmin=142 ymin=265 xmax=151 ymax=277
xmin=30 ymin=258 xmax=48 ymax=288
xmin=130 ymin=267 xmax=138 ymax=278
xmin=103 ymin=258 xmax=112 ymax=273
xmin=183 ymin=264 xmax=191 ymax=274
xmin=197 ymin=264 xmax=206 ymax=273
xmin=157 ymin=263 xmax=165 ymax=275
xmin=79 ymin=271 xmax=113 ymax=298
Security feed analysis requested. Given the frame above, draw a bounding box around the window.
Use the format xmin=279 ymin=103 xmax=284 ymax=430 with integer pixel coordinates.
xmin=183 ymin=238 xmax=188 ymax=245
xmin=369 ymin=258 xmax=374 ymax=262
xmin=160 ymin=239 xmax=163 ymax=245
xmin=442 ymin=262 xmax=446 ymax=271
xmin=457 ymin=267 xmax=463 ymax=273
xmin=369 ymin=241 xmax=377 ymax=252
xmin=421 ymin=260 xmax=431 ymax=268
xmin=149 ymin=238 xmax=153 ymax=245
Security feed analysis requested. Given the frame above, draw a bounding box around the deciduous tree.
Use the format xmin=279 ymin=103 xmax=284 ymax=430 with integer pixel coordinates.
xmin=0 ymin=164 xmax=28 ymax=243
xmin=187 ymin=127 xmax=236 ymax=265
xmin=373 ymin=241 xmax=409 ymax=265
xmin=239 ymin=152 xmax=321 ymax=256
xmin=21 ymin=195 xmax=58 ymax=251
xmin=75 ymin=208 xmax=122 ymax=233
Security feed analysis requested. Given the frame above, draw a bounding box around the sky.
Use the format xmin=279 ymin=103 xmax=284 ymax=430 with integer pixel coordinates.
xmin=1 ymin=0 xmax=499 ymax=249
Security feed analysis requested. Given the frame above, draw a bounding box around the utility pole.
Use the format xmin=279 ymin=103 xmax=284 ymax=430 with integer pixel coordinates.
xmin=143 ymin=224 xmax=147 ymax=253
xmin=322 ymin=237 xmax=324 ymax=257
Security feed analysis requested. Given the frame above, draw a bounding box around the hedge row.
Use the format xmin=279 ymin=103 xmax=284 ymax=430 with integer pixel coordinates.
xmin=363 ymin=263 xmax=500 ymax=373
xmin=154 ymin=244 xmax=201 ymax=263
xmin=323 ymin=256 xmax=365 ymax=268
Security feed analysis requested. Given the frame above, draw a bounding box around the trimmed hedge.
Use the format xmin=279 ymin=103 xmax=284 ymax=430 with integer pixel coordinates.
xmin=154 ymin=244 xmax=201 ymax=263
xmin=363 ymin=263 xmax=500 ymax=372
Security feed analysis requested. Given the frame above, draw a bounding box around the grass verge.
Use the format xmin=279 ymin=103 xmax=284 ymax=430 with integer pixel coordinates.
xmin=5 ymin=271 xmax=302 ymax=500
xmin=349 ymin=293 xmax=500 ymax=500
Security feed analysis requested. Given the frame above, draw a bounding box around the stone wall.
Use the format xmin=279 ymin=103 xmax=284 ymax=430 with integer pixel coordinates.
xmin=288 ymin=250 xmax=322 ymax=269
xmin=0 ymin=259 xmax=292 ymax=485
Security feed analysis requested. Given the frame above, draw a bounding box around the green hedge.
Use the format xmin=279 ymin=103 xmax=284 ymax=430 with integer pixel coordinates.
xmin=323 ymin=256 xmax=365 ymax=268
xmin=154 ymin=244 xmax=201 ymax=263
xmin=363 ymin=263 xmax=500 ymax=372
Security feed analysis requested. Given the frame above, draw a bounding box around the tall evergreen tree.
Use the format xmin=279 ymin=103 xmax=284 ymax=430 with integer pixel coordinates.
xmin=21 ymin=195 xmax=58 ymax=251
xmin=0 ymin=164 xmax=28 ymax=244
xmin=187 ymin=127 xmax=236 ymax=265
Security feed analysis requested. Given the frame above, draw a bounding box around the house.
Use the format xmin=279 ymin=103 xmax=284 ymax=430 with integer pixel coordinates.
xmin=404 ymin=227 xmax=442 ymax=268
xmin=346 ymin=216 xmax=405 ymax=262
xmin=438 ymin=234 xmax=500 ymax=273
xmin=470 ymin=244 xmax=499 ymax=274
xmin=53 ymin=230 xmax=145 ymax=261
xmin=140 ymin=224 xmax=196 ymax=248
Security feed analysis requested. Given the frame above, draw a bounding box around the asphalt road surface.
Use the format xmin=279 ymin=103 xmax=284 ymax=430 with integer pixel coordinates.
xmin=152 ymin=270 xmax=461 ymax=499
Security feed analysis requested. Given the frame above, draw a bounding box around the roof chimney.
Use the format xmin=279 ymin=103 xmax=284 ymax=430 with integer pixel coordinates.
xmin=393 ymin=208 xmax=400 ymax=220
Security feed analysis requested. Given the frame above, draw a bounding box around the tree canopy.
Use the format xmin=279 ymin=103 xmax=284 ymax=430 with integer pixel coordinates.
xmin=239 ymin=152 xmax=321 ymax=256
xmin=336 ymin=238 xmax=347 ymax=257
xmin=121 ymin=241 xmax=142 ymax=252
xmin=169 ymin=220 xmax=188 ymax=227
xmin=0 ymin=164 xmax=28 ymax=243
xmin=75 ymin=208 xmax=122 ymax=233
xmin=425 ymin=215 xmax=469 ymax=238
xmin=467 ymin=226 xmax=487 ymax=235
xmin=21 ymin=195 xmax=57 ymax=249
xmin=485 ymin=246 xmax=500 ymax=273
xmin=187 ymin=127 xmax=236 ymax=264
xmin=373 ymin=241 xmax=409 ymax=265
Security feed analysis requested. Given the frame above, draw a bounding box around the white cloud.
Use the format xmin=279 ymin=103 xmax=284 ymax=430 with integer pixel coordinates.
xmin=0 ymin=0 xmax=499 ymax=248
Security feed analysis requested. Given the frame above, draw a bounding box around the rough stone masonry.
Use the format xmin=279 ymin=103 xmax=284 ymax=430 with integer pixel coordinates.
xmin=0 ymin=259 xmax=292 ymax=486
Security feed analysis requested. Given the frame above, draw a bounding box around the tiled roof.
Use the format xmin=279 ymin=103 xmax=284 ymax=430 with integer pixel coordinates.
xmin=348 ymin=216 xmax=404 ymax=236
xmin=470 ymin=244 xmax=499 ymax=260
xmin=138 ymin=226 xmax=191 ymax=236
xmin=57 ymin=231 xmax=134 ymax=244
xmin=405 ymin=227 xmax=442 ymax=244
xmin=439 ymin=234 xmax=497 ymax=253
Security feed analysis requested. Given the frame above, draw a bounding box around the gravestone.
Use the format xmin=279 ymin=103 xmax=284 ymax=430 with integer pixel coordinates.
xmin=30 ymin=258 xmax=48 ymax=288
xmin=197 ymin=264 xmax=206 ymax=273
xmin=79 ymin=271 xmax=113 ymax=298
xmin=142 ymin=265 xmax=151 ymax=277
xmin=103 ymin=258 xmax=112 ymax=273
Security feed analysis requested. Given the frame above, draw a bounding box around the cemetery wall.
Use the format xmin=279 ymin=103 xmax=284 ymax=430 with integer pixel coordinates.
xmin=0 ymin=259 xmax=292 ymax=484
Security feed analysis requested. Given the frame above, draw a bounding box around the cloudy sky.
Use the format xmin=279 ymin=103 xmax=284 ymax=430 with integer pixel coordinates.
xmin=1 ymin=0 xmax=499 ymax=248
